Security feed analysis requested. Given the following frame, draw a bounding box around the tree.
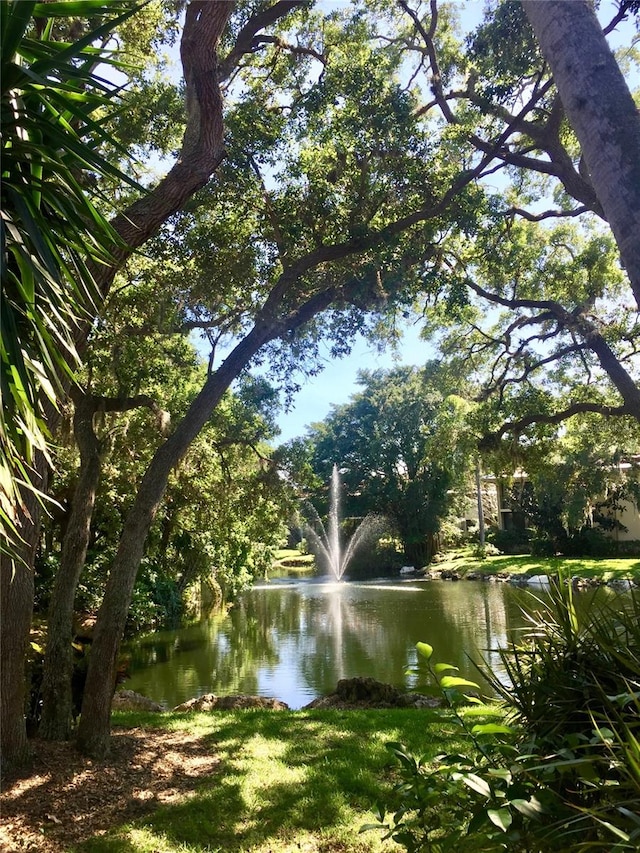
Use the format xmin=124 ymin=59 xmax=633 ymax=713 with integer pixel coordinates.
xmin=6 ymin=0 xmax=639 ymax=764
xmin=38 ymin=388 xmax=166 ymax=741
xmin=522 ymin=0 xmax=640 ymax=306
xmin=0 ymin=0 xmax=138 ymax=550
xmin=37 ymin=267 xmax=290 ymax=738
xmin=419 ymin=217 xmax=640 ymax=449
xmin=305 ymin=365 xmax=471 ymax=567
xmin=74 ymin=0 xmax=502 ymax=754
xmin=2 ymin=0 xmax=301 ymax=769
xmin=0 ymin=0 xmax=143 ymax=770
xmin=398 ymin=0 xmax=640 ymax=440
xmin=490 ymin=411 xmax=640 ymax=556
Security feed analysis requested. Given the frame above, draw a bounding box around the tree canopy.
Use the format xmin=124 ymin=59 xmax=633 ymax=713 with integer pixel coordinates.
xmin=304 ymin=365 xmax=474 ymax=566
xmin=2 ymin=0 xmax=639 ymax=767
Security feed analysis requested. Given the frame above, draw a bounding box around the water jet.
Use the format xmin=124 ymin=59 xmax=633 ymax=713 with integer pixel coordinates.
xmin=304 ymin=465 xmax=384 ymax=581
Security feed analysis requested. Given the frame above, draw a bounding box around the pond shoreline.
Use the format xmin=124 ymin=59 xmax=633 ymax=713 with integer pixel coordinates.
xmin=421 ymin=566 xmax=639 ymax=589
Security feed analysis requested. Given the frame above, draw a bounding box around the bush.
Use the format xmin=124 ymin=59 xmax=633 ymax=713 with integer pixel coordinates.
xmin=346 ymin=537 xmax=403 ymax=578
xmin=488 ymin=527 xmax=532 ymax=555
xmin=472 ymin=542 xmax=501 ymax=560
xmin=372 ymin=583 xmax=640 ymax=852
xmin=615 ymin=539 xmax=640 ymax=558
xmin=562 ymin=527 xmax=612 ymax=557
xmin=439 ymin=518 xmax=472 ymax=550
xmin=486 ymin=581 xmax=640 ymax=848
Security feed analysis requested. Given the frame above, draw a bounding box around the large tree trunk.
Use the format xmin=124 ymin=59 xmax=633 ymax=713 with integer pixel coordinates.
xmin=522 ymin=0 xmax=640 ymax=306
xmin=403 ymin=536 xmax=435 ymax=569
xmin=39 ymin=391 xmax=163 ymax=740
xmin=475 ymin=458 xmax=485 ymax=548
xmin=76 ymin=330 xmax=271 ymax=757
xmin=0 ymin=483 xmax=40 ymax=772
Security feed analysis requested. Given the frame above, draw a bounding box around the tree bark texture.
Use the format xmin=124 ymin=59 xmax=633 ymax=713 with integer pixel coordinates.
xmin=0 ymin=483 xmax=40 ymax=771
xmin=523 ymin=0 xmax=640 ymax=306
xmin=39 ymin=397 xmax=103 ymax=741
xmin=475 ymin=459 xmax=486 ymax=548
xmin=89 ymin=0 xmax=233 ymax=301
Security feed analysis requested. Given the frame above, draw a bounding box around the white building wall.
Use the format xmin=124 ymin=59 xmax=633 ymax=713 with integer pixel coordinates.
xmin=604 ymin=499 xmax=640 ymax=541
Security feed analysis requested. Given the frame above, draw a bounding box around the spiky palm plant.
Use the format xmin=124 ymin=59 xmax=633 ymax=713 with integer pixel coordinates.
xmin=1 ymin=0 xmax=140 ymax=549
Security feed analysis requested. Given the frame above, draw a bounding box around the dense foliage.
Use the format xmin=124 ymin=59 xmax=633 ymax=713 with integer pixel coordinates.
xmin=376 ymin=582 xmax=640 ymax=851
xmin=2 ymin=0 xmax=640 ymax=768
xmin=300 ymin=364 xmax=474 ymax=567
xmin=0 ymin=0 xmax=138 ymax=549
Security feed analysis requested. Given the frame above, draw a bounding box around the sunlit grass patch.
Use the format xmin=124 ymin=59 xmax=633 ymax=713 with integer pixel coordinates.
xmin=437 ymin=550 xmax=640 ymax=580
xmin=77 ymin=707 xmax=469 ymax=853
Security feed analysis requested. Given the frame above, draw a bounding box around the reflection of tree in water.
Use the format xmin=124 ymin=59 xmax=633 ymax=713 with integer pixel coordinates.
xmin=125 ymin=582 xmax=534 ymax=707
xmin=125 ymin=604 xmax=282 ymax=706
xmin=295 ymin=584 xmax=530 ymax=696
xmin=297 ymin=587 xmax=441 ymax=692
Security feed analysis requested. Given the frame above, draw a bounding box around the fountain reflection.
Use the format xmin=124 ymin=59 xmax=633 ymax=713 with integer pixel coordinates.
xmin=124 ymin=578 xmax=534 ymax=709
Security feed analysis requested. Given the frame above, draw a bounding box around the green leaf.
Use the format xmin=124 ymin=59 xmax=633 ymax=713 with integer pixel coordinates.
xmin=1 ymin=1 xmax=35 ymax=61
xmin=461 ymin=773 xmax=492 ymax=798
xmin=434 ymin=662 xmax=458 ymax=674
xmin=416 ymin=641 xmax=433 ymax=660
xmin=439 ymin=675 xmax=480 ymax=690
xmin=471 ymin=723 xmax=515 ymax=735
xmin=511 ymin=797 xmax=544 ymax=819
xmin=487 ymin=808 xmax=512 ymax=832
xmin=486 ymin=768 xmax=512 ymax=781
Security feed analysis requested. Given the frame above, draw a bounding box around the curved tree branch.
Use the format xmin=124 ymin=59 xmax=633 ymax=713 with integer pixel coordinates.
xmin=479 ymin=400 xmax=634 ymax=451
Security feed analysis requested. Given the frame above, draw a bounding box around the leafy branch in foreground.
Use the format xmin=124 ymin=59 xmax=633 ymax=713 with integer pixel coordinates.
xmin=370 ymin=600 xmax=640 ymax=852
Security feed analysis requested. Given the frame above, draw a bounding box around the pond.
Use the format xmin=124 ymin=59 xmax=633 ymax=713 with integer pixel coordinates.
xmin=123 ymin=576 xmax=554 ymax=709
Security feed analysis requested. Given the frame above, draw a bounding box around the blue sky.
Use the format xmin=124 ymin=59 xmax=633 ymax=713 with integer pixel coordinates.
xmin=272 ymin=321 xmax=437 ymax=444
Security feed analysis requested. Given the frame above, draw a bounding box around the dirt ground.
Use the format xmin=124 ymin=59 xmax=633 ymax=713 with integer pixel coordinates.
xmin=1 ymin=728 xmax=221 ymax=853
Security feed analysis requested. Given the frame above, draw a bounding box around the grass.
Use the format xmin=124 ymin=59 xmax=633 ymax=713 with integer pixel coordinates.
xmin=270 ymin=547 xmax=640 ymax=583
xmin=75 ymin=706 xmax=498 ymax=853
xmin=271 ymin=548 xmax=317 ymax=575
xmin=434 ymin=549 xmax=640 ymax=581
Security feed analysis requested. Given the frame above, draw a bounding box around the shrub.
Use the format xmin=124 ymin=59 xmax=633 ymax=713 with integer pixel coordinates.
xmin=488 ymin=527 xmax=532 ymax=555
xmin=472 ymin=542 xmax=501 ymax=560
xmin=372 ymin=583 xmax=640 ymax=852
xmin=530 ymin=534 xmax=556 ymax=557
xmin=562 ymin=527 xmax=612 ymax=557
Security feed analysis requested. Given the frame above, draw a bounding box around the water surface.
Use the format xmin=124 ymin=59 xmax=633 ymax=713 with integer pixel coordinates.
xmin=124 ymin=577 xmax=541 ymax=708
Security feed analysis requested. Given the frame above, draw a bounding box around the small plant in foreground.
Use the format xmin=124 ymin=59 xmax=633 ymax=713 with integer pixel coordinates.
xmin=366 ymin=642 xmax=558 ymax=852
xmin=485 ymin=580 xmax=640 ymax=850
xmin=369 ymin=590 xmax=640 ymax=853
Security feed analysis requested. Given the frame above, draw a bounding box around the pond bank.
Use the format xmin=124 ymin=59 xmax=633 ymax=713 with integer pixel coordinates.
xmin=421 ymin=552 xmax=640 ymax=586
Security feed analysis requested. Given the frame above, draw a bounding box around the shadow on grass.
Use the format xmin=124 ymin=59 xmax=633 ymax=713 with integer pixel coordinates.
xmin=79 ymin=708 xmax=442 ymax=853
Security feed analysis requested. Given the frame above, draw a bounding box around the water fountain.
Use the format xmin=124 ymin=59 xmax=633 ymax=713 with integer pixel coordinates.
xmin=304 ymin=465 xmax=384 ymax=581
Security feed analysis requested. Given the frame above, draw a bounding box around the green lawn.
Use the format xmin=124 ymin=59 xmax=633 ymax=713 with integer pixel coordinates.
xmin=271 ymin=548 xmax=317 ymax=575
xmin=434 ymin=550 xmax=640 ymax=581
xmin=76 ymin=706 xmax=497 ymax=853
